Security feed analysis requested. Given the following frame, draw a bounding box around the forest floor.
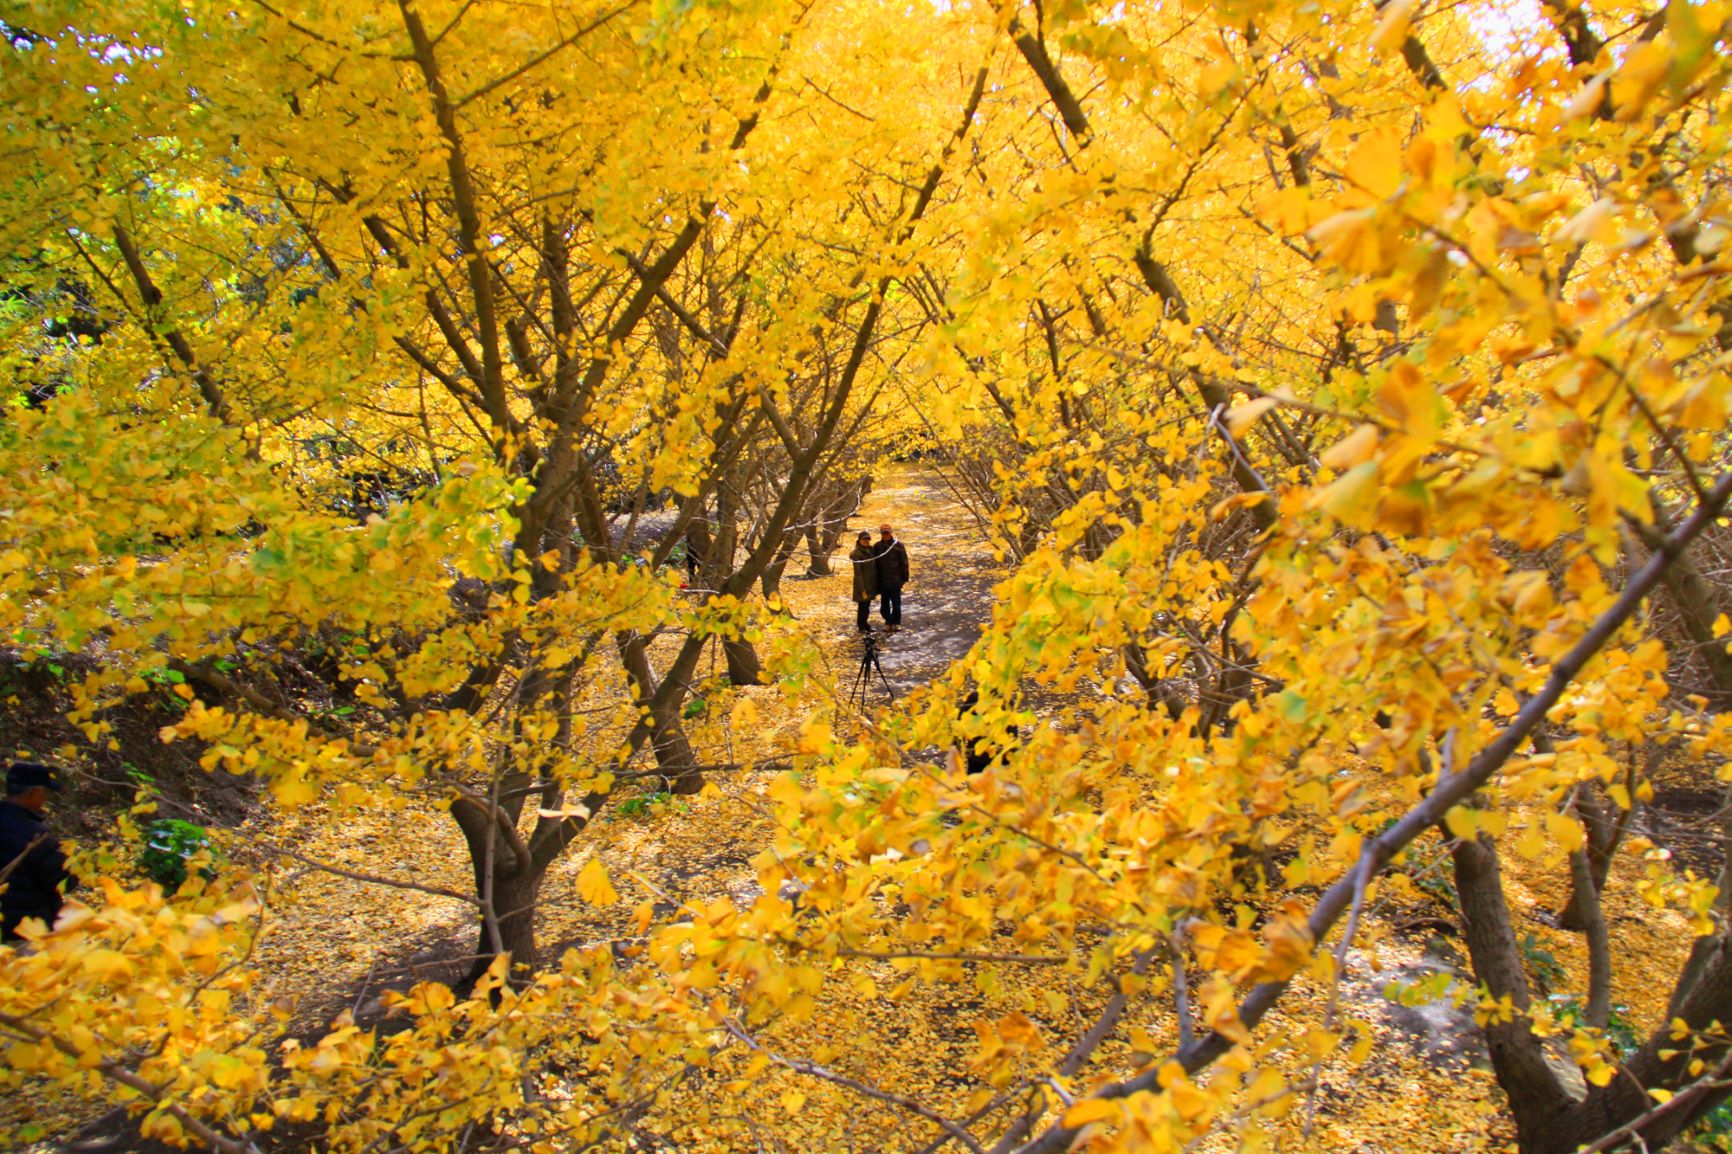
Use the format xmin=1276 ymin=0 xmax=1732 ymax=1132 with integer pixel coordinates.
xmin=5 ymin=466 xmax=1711 ymax=1153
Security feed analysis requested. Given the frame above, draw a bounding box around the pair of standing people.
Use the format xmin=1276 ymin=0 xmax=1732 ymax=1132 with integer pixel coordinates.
xmin=849 ymin=523 xmax=910 ymax=632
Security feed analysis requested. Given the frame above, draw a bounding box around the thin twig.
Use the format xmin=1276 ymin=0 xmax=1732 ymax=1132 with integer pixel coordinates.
xmin=724 ymin=1019 xmax=986 ymax=1154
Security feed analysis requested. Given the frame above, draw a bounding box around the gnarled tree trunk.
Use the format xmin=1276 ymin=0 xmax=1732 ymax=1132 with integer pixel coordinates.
xmin=462 ymin=861 xmax=545 ymax=991
xmin=1455 ymin=817 xmax=1732 ymax=1154
xmin=451 ymin=789 xmax=544 ymax=990
xmin=618 ymin=632 xmax=704 ymax=794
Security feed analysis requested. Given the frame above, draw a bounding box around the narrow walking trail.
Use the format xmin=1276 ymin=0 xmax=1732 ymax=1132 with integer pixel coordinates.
xmin=259 ymin=466 xmax=1008 ymax=1031
xmin=784 ymin=464 xmax=1004 ymax=701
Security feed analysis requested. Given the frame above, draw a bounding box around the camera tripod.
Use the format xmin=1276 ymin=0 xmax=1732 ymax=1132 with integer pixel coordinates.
xmin=850 ymin=632 xmax=894 ymax=709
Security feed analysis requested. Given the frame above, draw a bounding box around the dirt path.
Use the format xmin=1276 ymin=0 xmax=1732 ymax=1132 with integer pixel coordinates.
xmin=784 ymin=464 xmax=1003 ymax=701
xmin=268 ymin=466 xmax=1006 ymax=1026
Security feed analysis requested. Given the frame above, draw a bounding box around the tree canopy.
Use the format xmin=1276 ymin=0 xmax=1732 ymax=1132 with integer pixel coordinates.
xmin=3 ymin=0 xmax=1732 ymax=1151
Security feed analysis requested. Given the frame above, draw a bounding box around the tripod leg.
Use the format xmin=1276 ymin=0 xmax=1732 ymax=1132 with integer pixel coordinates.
xmin=870 ymin=651 xmax=894 ymax=702
xmin=851 ymin=655 xmax=871 ymax=709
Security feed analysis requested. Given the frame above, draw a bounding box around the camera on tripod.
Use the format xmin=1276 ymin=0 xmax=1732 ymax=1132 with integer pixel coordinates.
xmin=851 ymin=629 xmax=892 ymax=707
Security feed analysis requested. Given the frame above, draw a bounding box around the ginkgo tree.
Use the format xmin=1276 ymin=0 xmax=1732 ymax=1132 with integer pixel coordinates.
xmin=5 ymin=0 xmax=1732 ymax=1151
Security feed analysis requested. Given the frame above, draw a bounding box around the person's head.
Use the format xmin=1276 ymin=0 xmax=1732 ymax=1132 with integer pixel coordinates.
xmin=856 ymin=531 xmax=872 ymax=549
xmin=5 ymin=761 xmax=62 ymax=815
xmin=878 ymin=523 xmax=894 ymax=541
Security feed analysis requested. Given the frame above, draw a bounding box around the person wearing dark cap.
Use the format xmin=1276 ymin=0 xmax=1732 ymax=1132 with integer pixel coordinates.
xmin=874 ymin=523 xmax=909 ymax=629
xmin=1 ymin=761 xmax=76 ymax=941
xmin=848 ymin=530 xmax=881 ymax=632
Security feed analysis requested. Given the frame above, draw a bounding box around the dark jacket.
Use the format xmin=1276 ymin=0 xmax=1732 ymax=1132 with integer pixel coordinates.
xmin=0 ymin=800 xmax=73 ymax=939
xmin=958 ymin=693 xmax=1017 ymax=774
xmin=875 ymin=538 xmax=909 ymax=590
xmin=850 ymin=544 xmax=881 ymax=602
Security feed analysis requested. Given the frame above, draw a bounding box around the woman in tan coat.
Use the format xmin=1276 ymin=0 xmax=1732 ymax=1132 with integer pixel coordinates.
xmin=849 ymin=531 xmax=880 ymax=632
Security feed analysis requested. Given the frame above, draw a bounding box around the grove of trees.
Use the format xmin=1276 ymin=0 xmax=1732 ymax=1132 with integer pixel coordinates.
xmin=2 ymin=0 xmax=1732 ymax=1151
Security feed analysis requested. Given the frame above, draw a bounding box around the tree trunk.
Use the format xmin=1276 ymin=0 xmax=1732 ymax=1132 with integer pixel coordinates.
xmin=1537 ymin=936 xmax=1732 ymax=1154
xmin=709 ymin=482 xmax=739 ymax=587
xmin=1206 ymin=637 xmax=1257 ymax=732
xmin=819 ymin=515 xmax=847 ymax=558
xmin=759 ymin=519 xmax=802 ymax=613
xmin=1455 ymin=800 xmax=1732 ymax=1154
xmin=1668 ymin=802 xmax=1732 ymax=1020
xmin=1557 ymin=780 xmax=1624 ymax=931
xmin=1667 ymin=933 xmax=1722 ymax=1023
xmin=461 ymin=865 xmax=545 ymax=992
xmin=803 ymin=522 xmax=832 ymax=575
xmin=618 ymin=632 xmax=704 ymax=794
xmin=684 ymin=517 xmax=714 ymax=585
xmin=805 ymin=476 xmax=866 ymax=576
xmin=1642 ymin=492 xmax=1732 ymax=708
xmin=760 ymin=557 xmax=792 ymax=607
xmin=451 ymin=791 xmax=545 ymax=991
xmin=1451 ymin=832 xmax=1576 ymax=1150
xmin=648 ymin=688 xmax=703 ymax=794
xmin=1122 ymin=643 xmax=1185 ymax=721
xmin=723 ymin=638 xmax=764 ymax=687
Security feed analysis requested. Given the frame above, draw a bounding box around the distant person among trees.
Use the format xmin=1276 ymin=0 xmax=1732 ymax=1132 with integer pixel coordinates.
xmin=682 ymin=515 xmax=711 ymax=583
xmin=957 ymin=691 xmax=1016 ymax=775
xmin=874 ymin=523 xmax=909 ymax=629
xmin=0 ymin=761 xmax=76 ymax=942
xmin=848 ymin=530 xmax=880 ymax=633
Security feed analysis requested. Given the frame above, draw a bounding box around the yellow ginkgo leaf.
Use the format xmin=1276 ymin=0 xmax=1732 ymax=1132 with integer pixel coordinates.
xmin=1224 ymin=396 xmax=1278 ymax=436
xmin=577 ymin=858 xmax=620 ymax=906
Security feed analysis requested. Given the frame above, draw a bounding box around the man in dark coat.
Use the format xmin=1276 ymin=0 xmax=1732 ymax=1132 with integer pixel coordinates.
xmin=848 ymin=530 xmax=880 ymax=632
xmin=874 ymin=522 xmax=910 ymax=628
xmin=957 ymin=691 xmax=1017 ymax=775
xmin=1 ymin=761 xmax=75 ymax=941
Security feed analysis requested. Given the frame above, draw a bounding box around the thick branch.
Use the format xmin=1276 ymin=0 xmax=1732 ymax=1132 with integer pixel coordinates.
xmin=1008 ymin=15 xmax=1090 ymax=140
xmin=111 ymin=225 xmax=238 ymax=428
